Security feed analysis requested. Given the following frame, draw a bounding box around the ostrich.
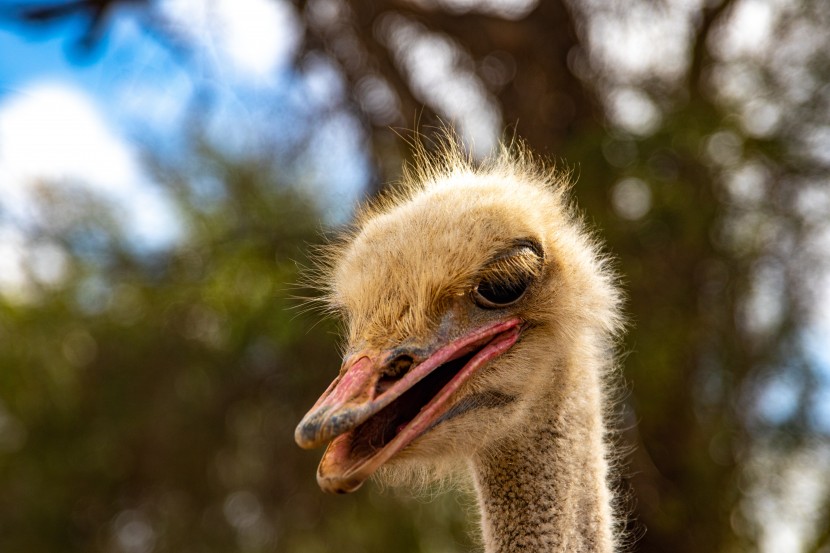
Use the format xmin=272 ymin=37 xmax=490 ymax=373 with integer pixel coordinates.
xmin=295 ymin=139 xmax=624 ymax=552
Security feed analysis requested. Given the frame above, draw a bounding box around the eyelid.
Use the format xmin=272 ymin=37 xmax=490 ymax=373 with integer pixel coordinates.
xmin=490 ymin=239 xmax=544 ymax=264
xmin=514 ymin=238 xmax=544 ymax=259
xmin=482 ymin=241 xmax=544 ymax=280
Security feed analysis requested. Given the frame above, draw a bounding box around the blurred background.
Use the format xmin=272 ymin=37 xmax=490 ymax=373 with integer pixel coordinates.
xmin=0 ymin=0 xmax=829 ymax=552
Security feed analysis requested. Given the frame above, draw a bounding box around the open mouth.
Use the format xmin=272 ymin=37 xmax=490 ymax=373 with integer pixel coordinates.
xmin=295 ymin=318 xmax=522 ymax=493
xmin=349 ymin=348 xmax=477 ymax=460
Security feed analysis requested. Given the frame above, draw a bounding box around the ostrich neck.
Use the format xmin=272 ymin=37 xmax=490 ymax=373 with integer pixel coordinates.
xmin=471 ymin=364 xmax=614 ymax=553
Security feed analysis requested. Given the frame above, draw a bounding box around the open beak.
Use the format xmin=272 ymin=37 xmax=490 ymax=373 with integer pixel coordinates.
xmin=295 ymin=317 xmax=523 ymax=493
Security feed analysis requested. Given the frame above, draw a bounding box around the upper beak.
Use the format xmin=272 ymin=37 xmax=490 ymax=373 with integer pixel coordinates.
xmin=294 ymin=352 xmax=389 ymax=450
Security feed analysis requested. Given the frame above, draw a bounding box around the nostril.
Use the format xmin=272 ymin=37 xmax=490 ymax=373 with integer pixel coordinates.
xmin=376 ymin=355 xmax=414 ymax=395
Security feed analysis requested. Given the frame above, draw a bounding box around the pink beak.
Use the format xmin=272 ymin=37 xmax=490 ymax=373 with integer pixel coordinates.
xmin=295 ymin=318 xmax=523 ymax=493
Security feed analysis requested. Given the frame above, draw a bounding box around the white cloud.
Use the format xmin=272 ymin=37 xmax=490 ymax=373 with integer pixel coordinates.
xmin=160 ymin=0 xmax=300 ymax=82
xmin=0 ymin=85 xmax=139 ymax=202
xmin=0 ymin=82 xmax=181 ymax=297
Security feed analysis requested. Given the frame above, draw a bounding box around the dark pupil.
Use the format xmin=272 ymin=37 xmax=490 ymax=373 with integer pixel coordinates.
xmin=477 ymin=275 xmax=529 ymax=305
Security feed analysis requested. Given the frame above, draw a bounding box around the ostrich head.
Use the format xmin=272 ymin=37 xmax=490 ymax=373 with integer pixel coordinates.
xmin=295 ymin=142 xmax=621 ymax=495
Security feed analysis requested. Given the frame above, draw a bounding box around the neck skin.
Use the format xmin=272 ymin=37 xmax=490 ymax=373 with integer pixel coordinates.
xmin=470 ymin=359 xmax=614 ymax=553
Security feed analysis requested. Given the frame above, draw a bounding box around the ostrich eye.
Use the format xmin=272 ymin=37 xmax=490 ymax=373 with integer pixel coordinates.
xmin=472 ymin=241 xmax=543 ymax=309
xmin=474 ymin=274 xmax=532 ymax=307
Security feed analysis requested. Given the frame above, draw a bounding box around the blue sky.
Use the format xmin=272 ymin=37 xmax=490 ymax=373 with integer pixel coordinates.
xmin=0 ymin=15 xmax=95 ymax=89
xmin=0 ymin=1 xmax=372 ymax=302
xmin=0 ymin=8 xmax=159 ymax=124
xmin=0 ymin=13 xmax=184 ymax=258
xmin=0 ymin=1 xmax=367 ymax=258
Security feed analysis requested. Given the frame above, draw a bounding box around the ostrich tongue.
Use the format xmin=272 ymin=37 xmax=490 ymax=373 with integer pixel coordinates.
xmin=295 ymin=318 xmax=523 ymax=493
